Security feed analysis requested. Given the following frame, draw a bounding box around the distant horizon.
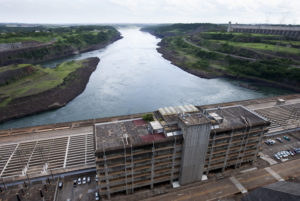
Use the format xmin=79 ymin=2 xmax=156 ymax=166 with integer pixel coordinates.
xmin=1 ymin=0 xmax=299 ymax=25
xmin=1 ymin=22 xmax=300 ymax=26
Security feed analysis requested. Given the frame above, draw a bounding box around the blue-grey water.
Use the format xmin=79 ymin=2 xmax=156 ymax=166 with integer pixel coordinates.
xmin=0 ymin=27 xmax=292 ymax=130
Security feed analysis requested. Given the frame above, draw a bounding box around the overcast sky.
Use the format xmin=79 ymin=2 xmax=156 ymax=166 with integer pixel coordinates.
xmin=0 ymin=0 xmax=299 ymax=24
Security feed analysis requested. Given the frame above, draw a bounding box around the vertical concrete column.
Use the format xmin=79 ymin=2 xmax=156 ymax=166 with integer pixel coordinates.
xmin=253 ymin=126 xmax=265 ymax=162
xmin=206 ymin=131 xmax=215 ymax=174
xmin=206 ymin=130 xmax=216 ymax=175
xmin=130 ymin=144 xmax=134 ymax=193
xmin=150 ymin=142 xmax=155 ymax=189
xmin=222 ymin=130 xmax=234 ymax=172
xmin=123 ymin=143 xmax=128 ymax=194
xmin=235 ymin=128 xmax=247 ymax=168
xmin=178 ymin=115 xmax=211 ymax=185
xmin=103 ymin=149 xmax=111 ymax=199
xmin=170 ymin=137 xmax=177 ymax=183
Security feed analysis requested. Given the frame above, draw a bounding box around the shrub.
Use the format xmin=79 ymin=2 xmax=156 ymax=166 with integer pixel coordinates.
xmin=142 ymin=113 xmax=154 ymax=122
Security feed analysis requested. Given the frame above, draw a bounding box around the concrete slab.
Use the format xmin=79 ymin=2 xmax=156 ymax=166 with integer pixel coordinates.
xmin=265 ymin=167 xmax=284 ymax=181
xmin=229 ymin=176 xmax=248 ymax=194
xmin=259 ymin=152 xmax=277 ymax=165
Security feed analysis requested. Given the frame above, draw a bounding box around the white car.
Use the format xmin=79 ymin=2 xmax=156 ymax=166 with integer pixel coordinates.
xmin=83 ymin=177 xmax=86 ymax=184
xmin=78 ymin=178 xmax=81 ymax=185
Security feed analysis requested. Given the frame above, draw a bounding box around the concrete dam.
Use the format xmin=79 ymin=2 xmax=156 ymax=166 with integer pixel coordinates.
xmin=228 ymin=22 xmax=300 ymax=39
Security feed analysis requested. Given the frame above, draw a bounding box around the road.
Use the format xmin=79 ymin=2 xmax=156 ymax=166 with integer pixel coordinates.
xmin=183 ymin=37 xmax=257 ymax=62
xmin=144 ymin=158 xmax=300 ymax=201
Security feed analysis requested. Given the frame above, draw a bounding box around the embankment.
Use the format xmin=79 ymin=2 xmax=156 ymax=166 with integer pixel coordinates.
xmin=0 ymin=57 xmax=100 ymax=123
xmin=0 ymin=34 xmax=121 ymax=67
xmin=157 ymin=40 xmax=300 ymax=92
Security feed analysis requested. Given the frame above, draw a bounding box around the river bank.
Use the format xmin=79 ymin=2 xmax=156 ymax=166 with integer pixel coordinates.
xmin=0 ymin=57 xmax=99 ymax=123
xmin=0 ymin=26 xmax=122 ymax=66
xmin=156 ymin=38 xmax=300 ymax=93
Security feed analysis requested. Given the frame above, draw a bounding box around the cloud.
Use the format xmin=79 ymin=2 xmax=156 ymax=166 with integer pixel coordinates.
xmin=0 ymin=0 xmax=299 ymax=24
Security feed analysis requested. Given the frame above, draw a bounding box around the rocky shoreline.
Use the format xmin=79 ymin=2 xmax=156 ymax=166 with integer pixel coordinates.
xmin=0 ymin=57 xmax=100 ymax=123
xmin=157 ymin=40 xmax=300 ymax=93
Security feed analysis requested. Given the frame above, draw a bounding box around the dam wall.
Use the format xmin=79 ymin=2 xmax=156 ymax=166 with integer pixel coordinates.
xmin=228 ymin=23 xmax=300 ymax=39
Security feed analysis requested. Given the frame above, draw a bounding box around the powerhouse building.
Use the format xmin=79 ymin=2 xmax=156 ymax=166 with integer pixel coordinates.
xmin=94 ymin=105 xmax=270 ymax=198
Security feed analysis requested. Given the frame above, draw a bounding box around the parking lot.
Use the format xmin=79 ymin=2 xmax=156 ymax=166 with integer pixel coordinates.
xmin=261 ymin=132 xmax=300 ymax=163
xmin=56 ymin=171 xmax=98 ymax=201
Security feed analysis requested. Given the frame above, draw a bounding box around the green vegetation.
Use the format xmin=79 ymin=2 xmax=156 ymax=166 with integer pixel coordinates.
xmin=148 ymin=24 xmax=300 ymax=87
xmin=142 ymin=113 xmax=154 ymax=122
xmin=0 ymin=59 xmax=87 ymax=107
xmin=142 ymin=23 xmax=226 ymax=37
xmin=0 ymin=25 xmax=119 ymax=45
xmin=0 ymin=25 xmax=120 ymax=64
xmin=210 ymin=40 xmax=300 ymax=54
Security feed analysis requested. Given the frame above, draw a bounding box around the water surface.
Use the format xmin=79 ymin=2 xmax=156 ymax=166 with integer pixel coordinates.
xmin=0 ymin=27 xmax=292 ymax=129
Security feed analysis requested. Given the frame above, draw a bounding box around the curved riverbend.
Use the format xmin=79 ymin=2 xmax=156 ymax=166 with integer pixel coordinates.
xmin=0 ymin=27 xmax=292 ymax=129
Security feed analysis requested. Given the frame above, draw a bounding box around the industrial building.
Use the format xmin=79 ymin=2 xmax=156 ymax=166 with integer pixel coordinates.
xmin=94 ymin=104 xmax=270 ymax=198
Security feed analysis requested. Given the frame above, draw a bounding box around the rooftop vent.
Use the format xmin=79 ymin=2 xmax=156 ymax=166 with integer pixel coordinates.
xmin=276 ymin=98 xmax=285 ymax=105
xmin=208 ymin=112 xmax=223 ymax=124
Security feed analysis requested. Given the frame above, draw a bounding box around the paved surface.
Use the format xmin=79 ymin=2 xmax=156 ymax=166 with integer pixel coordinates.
xmin=56 ymin=172 xmax=97 ymax=201
xmin=143 ymin=159 xmax=300 ymax=201
xmin=261 ymin=132 xmax=300 ymax=163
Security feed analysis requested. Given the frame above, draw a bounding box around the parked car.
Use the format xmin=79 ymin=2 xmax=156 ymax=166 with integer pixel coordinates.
xmin=95 ymin=175 xmax=98 ymax=182
xmin=83 ymin=177 xmax=86 ymax=184
xmin=95 ymin=192 xmax=100 ymax=200
xmin=265 ymin=139 xmax=276 ymax=145
xmin=276 ymin=138 xmax=283 ymax=143
xmin=73 ymin=179 xmax=77 ymax=187
xmin=78 ymin=178 xmax=81 ymax=185
xmin=283 ymin=136 xmax=290 ymax=141
xmin=274 ymin=154 xmax=280 ymax=160
xmin=87 ymin=176 xmax=91 ymax=183
xmin=58 ymin=181 xmax=63 ymax=189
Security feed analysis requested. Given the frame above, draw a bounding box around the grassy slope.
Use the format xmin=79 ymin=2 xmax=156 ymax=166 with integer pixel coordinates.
xmin=211 ymin=40 xmax=300 ymax=54
xmin=0 ymin=60 xmax=85 ymax=107
xmin=157 ymin=30 xmax=300 ymax=87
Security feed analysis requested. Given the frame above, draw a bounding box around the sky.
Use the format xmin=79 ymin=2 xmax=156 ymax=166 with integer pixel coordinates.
xmin=0 ymin=0 xmax=299 ymax=24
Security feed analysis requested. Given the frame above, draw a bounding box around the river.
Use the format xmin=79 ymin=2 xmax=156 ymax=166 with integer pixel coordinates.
xmin=0 ymin=27 xmax=292 ymax=129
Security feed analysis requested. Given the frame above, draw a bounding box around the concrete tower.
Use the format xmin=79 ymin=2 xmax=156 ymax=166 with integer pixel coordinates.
xmin=178 ymin=113 xmax=211 ymax=185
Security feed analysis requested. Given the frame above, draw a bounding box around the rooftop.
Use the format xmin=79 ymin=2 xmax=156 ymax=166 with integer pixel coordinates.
xmin=94 ymin=105 xmax=270 ymax=153
xmin=242 ymin=181 xmax=300 ymax=201
xmin=206 ymin=105 xmax=270 ymax=132
xmin=178 ymin=113 xmax=211 ymax=126
xmin=158 ymin=104 xmax=199 ymax=125
xmin=94 ymin=118 xmax=167 ymax=152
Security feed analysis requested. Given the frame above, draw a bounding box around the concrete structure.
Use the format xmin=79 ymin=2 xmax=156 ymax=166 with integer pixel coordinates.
xmin=2 ymin=95 xmax=300 ymax=198
xmin=178 ymin=113 xmax=211 ymax=185
xmin=94 ymin=105 xmax=269 ymax=198
xmin=228 ymin=23 xmax=300 ymax=39
xmin=149 ymin=121 xmax=164 ymax=134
